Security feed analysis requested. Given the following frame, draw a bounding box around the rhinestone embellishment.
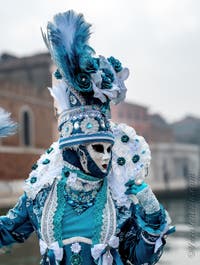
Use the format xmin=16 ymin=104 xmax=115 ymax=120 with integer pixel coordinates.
xmin=70 ymin=95 xmax=78 ymax=105
xmin=62 ymin=122 xmax=73 ymax=137
xmin=80 ymin=117 xmax=99 ymax=134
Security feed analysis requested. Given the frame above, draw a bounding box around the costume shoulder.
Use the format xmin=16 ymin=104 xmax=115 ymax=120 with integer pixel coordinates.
xmin=23 ymin=142 xmax=64 ymax=200
xmin=108 ymin=122 xmax=151 ymax=208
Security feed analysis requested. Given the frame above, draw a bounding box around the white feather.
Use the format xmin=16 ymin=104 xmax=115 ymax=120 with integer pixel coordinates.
xmin=48 ymin=81 xmax=70 ymax=114
xmin=0 ymin=108 xmax=17 ymax=137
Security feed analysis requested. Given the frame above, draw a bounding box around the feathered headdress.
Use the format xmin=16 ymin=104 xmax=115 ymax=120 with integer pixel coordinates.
xmin=0 ymin=108 xmax=17 ymax=138
xmin=42 ymin=10 xmax=129 ymax=148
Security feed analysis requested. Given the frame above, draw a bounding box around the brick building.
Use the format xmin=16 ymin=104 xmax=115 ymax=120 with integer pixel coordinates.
xmin=0 ymin=53 xmax=56 ymax=182
xmin=111 ymin=102 xmax=174 ymax=143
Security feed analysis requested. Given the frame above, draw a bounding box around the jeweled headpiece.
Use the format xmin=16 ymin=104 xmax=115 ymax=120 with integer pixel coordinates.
xmin=42 ymin=10 xmax=129 ymax=148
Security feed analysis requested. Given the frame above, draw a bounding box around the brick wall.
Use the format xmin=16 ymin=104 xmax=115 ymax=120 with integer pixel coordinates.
xmin=0 ymin=53 xmax=57 ymax=181
xmin=0 ymin=151 xmax=41 ymax=180
xmin=111 ymin=101 xmax=174 ymax=143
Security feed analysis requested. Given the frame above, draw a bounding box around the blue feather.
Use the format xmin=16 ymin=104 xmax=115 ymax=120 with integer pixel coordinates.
xmin=43 ymin=10 xmax=94 ymax=89
xmin=0 ymin=108 xmax=17 ymax=137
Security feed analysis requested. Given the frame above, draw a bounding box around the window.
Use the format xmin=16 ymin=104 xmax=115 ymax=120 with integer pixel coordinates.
xmin=20 ymin=106 xmax=34 ymax=147
xmin=23 ymin=111 xmax=31 ymax=146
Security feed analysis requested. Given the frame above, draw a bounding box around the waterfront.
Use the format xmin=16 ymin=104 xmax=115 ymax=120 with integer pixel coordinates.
xmin=0 ymin=194 xmax=200 ymax=265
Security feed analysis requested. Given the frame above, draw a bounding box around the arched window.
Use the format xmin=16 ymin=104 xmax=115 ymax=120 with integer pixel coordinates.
xmin=19 ymin=106 xmax=34 ymax=146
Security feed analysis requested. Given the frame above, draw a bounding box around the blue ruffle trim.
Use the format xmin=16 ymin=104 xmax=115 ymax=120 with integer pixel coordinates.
xmin=135 ymin=204 xmax=167 ymax=235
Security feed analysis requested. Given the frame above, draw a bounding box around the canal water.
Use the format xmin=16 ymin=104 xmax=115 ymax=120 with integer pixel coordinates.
xmin=0 ymin=193 xmax=200 ymax=265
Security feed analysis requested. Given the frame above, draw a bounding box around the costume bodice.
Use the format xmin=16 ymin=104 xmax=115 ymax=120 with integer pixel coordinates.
xmin=62 ymin=201 xmax=95 ymax=240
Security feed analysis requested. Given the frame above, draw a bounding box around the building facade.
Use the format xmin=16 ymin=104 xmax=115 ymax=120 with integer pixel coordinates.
xmin=149 ymin=143 xmax=200 ymax=191
xmin=111 ymin=102 xmax=174 ymax=143
xmin=0 ymin=53 xmax=57 ymax=206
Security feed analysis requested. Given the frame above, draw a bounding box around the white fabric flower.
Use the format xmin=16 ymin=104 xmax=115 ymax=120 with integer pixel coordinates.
xmin=91 ymin=56 xmax=129 ymax=104
xmin=71 ymin=242 xmax=81 ymax=254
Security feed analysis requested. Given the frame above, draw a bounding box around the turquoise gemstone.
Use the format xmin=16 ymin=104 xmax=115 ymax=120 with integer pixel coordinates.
xmin=64 ymin=171 xmax=70 ymax=178
xmin=42 ymin=159 xmax=50 ymax=165
xmin=46 ymin=147 xmax=54 ymax=154
xmin=121 ymin=134 xmax=129 ymax=143
xmin=132 ymin=154 xmax=140 ymax=163
xmin=117 ymin=157 xmax=126 ymax=166
xmin=86 ymin=122 xmax=93 ymax=129
xmin=30 ymin=177 xmax=37 ymax=184
xmin=31 ymin=163 xmax=38 ymax=170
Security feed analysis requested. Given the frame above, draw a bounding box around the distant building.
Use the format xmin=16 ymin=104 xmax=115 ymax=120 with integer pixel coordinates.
xmin=171 ymin=115 xmax=200 ymax=144
xmin=0 ymin=53 xmax=57 ymax=205
xmin=111 ymin=102 xmax=174 ymax=143
xmin=149 ymin=143 xmax=200 ymax=191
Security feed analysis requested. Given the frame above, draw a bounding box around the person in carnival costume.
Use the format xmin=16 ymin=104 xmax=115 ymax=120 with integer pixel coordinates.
xmin=0 ymin=10 xmax=175 ymax=265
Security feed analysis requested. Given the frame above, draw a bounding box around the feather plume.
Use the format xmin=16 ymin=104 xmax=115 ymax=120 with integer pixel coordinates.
xmin=0 ymin=108 xmax=17 ymax=137
xmin=48 ymin=81 xmax=70 ymax=114
xmin=43 ymin=10 xmax=93 ymax=89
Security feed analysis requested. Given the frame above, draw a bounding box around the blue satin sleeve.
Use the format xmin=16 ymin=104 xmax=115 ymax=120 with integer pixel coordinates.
xmin=118 ymin=204 xmax=166 ymax=265
xmin=0 ymin=193 xmax=34 ymax=247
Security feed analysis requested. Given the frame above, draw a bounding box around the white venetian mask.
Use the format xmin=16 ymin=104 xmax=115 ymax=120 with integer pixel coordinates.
xmin=79 ymin=142 xmax=112 ymax=174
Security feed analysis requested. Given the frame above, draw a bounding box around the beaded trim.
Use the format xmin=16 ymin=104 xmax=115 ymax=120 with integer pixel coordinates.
xmin=58 ymin=106 xmax=102 ymax=128
xmin=100 ymin=189 xmax=117 ymax=244
xmin=69 ymin=86 xmax=86 ymax=106
xmin=92 ymin=178 xmax=108 ymax=245
xmin=53 ymin=171 xmax=68 ymax=245
xmin=41 ymin=178 xmax=59 ymax=245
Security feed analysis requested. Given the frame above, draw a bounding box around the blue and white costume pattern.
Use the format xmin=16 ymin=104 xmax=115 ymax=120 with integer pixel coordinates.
xmin=0 ymin=123 xmax=174 ymax=265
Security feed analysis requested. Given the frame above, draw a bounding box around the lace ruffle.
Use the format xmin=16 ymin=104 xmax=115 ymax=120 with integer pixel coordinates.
xmin=53 ymin=172 xmax=67 ymax=245
xmin=24 ymin=142 xmax=64 ymax=200
xmin=108 ymin=122 xmax=151 ymax=208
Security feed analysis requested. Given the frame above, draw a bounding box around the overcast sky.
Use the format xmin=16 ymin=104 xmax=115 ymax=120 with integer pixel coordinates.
xmin=0 ymin=0 xmax=199 ymax=122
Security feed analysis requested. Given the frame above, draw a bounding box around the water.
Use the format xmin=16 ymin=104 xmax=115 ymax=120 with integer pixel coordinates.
xmin=0 ymin=194 xmax=200 ymax=265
